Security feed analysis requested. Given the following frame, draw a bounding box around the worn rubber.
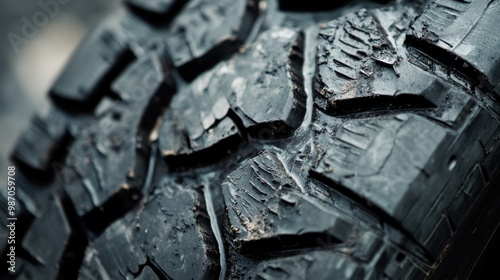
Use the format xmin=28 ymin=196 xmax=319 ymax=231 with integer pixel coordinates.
xmin=5 ymin=0 xmax=500 ymax=279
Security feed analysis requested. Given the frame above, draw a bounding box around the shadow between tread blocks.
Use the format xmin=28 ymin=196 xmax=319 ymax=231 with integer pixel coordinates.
xmin=6 ymin=0 xmax=500 ymax=279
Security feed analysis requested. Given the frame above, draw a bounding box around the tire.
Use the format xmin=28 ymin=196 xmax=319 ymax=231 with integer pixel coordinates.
xmin=4 ymin=0 xmax=500 ymax=279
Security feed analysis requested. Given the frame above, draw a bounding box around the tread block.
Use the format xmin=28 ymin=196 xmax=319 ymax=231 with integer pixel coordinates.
xmin=251 ymin=251 xmax=365 ymax=280
xmin=111 ymin=49 xmax=174 ymax=103
xmin=406 ymin=0 xmax=500 ymax=96
xmin=221 ymin=151 xmax=430 ymax=278
xmin=447 ymin=165 xmax=486 ymax=233
xmin=126 ymin=0 xmax=184 ymax=15
xmin=222 ymin=152 xmax=394 ymax=262
xmin=159 ymin=94 xmax=241 ymax=159
xmin=79 ymin=179 xmax=220 ymax=279
xmin=21 ymin=199 xmax=71 ymax=279
xmin=222 ymin=151 xmax=434 ymax=279
xmin=232 ymin=30 xmax=306 ymax=133
xmin=482 ymin=125 xmax=500 ymax=178
xmin=311 ymin=114 xmax=451 ymax=248
xmin=312 ymin=115 xmax=448 ymax=218
xmin=63 ymin=54 xmax=174 ymax=217
xmin=406 ymin=108 xmax=500 ymax=254
xmin=311 ymin=106 xmax=500 ymax=257
xmin=49 ymin=10 xmax=155 ymax=107
xmin=159 ymin=29 xmax=306 ymax=163
xmin=11 ymin=109 xmax=69 ymax=174
xmin=241 ymin=241 xmax=427 ymax=280
xmin=166 ymin=0 xmax=258 ymax=79
xmin=424 ymin=88 xmax=474 ymax=127
xmin=222 ymin=151 xmax=384 ymax=256
xmin=314 ymin=8 xmax=446 ymax=115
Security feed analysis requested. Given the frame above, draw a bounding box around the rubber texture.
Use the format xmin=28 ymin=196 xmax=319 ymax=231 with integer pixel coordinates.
xmin=5 ymin=0 xmax=500 ymax=279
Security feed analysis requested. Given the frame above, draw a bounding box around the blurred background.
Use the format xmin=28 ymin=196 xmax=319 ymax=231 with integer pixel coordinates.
xmin=0 ymin=0 xmax=120 ymax=184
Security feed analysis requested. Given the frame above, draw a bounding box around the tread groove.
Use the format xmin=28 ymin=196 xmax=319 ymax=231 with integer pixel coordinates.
xmin=309 ymin=171 xmax=434 ymax=263
xmin=57 ymin=194 xmax=90 ymax=280
xmin=10 ymin=1 xmax=500 ymax=279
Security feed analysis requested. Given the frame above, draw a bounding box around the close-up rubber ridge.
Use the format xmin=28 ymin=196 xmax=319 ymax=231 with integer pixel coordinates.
xmin=4 ymin=0 xmax=500 ymax=279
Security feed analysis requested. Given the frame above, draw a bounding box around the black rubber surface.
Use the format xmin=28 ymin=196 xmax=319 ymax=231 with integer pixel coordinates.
xmin=5 ymin=0 xmax=500 ymax=279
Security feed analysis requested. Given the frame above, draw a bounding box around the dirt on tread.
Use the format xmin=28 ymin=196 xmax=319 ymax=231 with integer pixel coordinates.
xmin=5 ymin=0 xmax=500 ymax=279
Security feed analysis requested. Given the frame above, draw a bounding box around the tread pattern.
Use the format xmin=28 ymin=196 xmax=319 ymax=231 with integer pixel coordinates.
xmin=222 ymin=151 xmax=428 ymax=279
xmin=18 ymin=199 xmax=71 ymax=279
xmin=312 ymin=105 xmax=500 ymax=258
xmin=222 ymin=152 xmax=376 ymax=252
xmin=406 ymin=0 xmax=500 ymax=96
xmin=166 ymin=0 xmax=259 ymax=80
xmin=159 ymin=28 xmax=306 ymax=164
xmin=79 ymin=177 xmax=220 ymax=279
xmin=314 ymin=8 xmax=444 ymax=115
xmin=49 ymin=10 xmax=155 ymax=107
xmin=63 ymin=53 xmax=174 ymax=218
xmin=11 ymin=109 xmax=70 ymax=175
xmin=6 ymin=0 xmax=500 ymax=279
xmin=311 ymin=6 xmax=500 ymax=262
xmin=250 ymin=251 xmax=365 ymax=280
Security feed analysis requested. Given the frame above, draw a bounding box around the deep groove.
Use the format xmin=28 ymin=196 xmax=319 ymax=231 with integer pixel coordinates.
xmin=321 ymin=106 xmax=434 ymax=121
xmin=244 ymin=1 xmax=266 ymax=46
xmin=319 ymin=94 xmax=437 ymax=117
xmin=298 ymin=26 xmax=319 ymax=132
xmin=405 ymin=36 xmax=500 ymax=105
xmin=203 ymin=184 xmax=227 ymax=280
xmin=237 ymin=233 xmax=342 ymax=256
xmin=82 ymin=187 xmax=140 ymax=236
xmin=148 ymin=259 xmax=173 ymax=280
xmin=227 ymin=108 xmax=249 ymax=140
xmin=310 ymin=170 xmax=434 ymax=264
xmin=140 ymin=141 xmax=158 ymax=197
xmin=57 ymin=193 xmax=90 ymax=280
xmin=82 ymin=65 xmax=173 ymax=236
xmin=130 ymin=261 xmax=146 ymax=278
xmin=132 ymin=76 xmax=173 ymax=188
xmin=242 ymin=236 xmax=348 ymax=261
xmin=480 ymin=163 xmax=491 ymax=183
xmin=161 ymin=109 xmax=247 ymax=168
xmin=130 ymin=258 xmax=172 ymax=280
xmin=194 ymin=193 xmax=223 ymax=276
xmin=163 ymin=132 xmax=244 ymax=168
xmin=419 ymin=114 xmax=457 ymax=130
